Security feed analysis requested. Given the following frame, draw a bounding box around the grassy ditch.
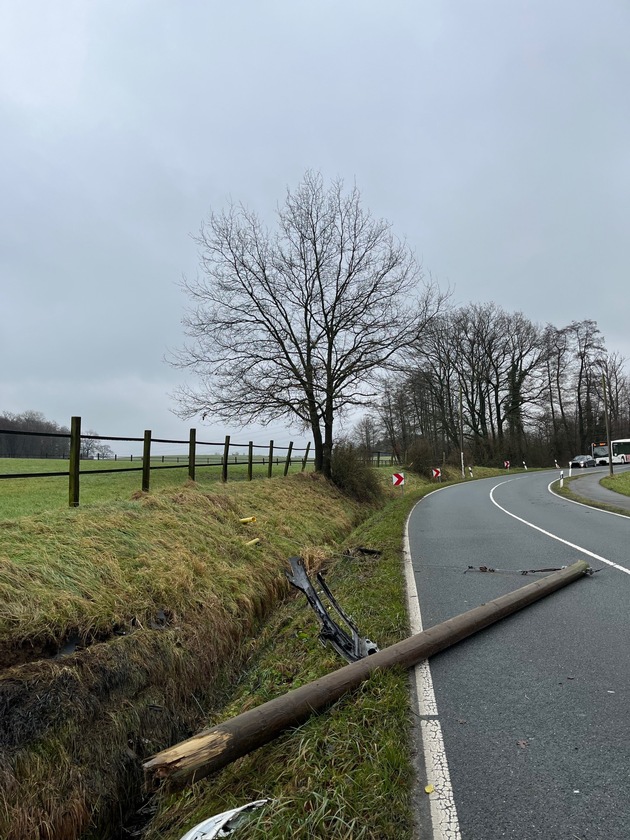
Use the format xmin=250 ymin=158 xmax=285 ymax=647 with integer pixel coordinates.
xmin=0 ymin=463 xmax=509 ymax=839
xmin=141 ymin=493 xmax=423 ymax=840
xmin=141 ymin=469 xmax=510 ymax=840
xmin=0 ymin=474 xmax=362 ymax=839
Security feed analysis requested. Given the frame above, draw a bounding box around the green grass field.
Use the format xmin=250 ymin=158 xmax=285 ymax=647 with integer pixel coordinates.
xmin=601 ymin=469 xmax=630 ymax=497
xmin=0 ymin=457 xmax=315 ymax=518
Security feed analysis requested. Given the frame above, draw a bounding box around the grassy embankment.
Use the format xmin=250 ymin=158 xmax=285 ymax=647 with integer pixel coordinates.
xmin=555 ymin=467 xmax=630 ymax=514
xmin=0 ymin=461 xmax=507 ymax=840
xmin=601 ymin=469 xmax=630 ymax=498
xmin=0 ymin=456 xmax=317 ymax=518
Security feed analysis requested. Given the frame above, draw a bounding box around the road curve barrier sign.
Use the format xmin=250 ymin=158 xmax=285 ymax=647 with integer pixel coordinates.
xmin=431 ymin=468 xmax=441 ymax=479
xmin=392 ymin=472 xmax=405 ymax=486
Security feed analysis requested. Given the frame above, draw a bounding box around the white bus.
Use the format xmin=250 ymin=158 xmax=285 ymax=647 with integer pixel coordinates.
xmin=611 ymin=439 xmax=630 ymax=464
xmin=591 ymin=439 xmax=630 ymax=465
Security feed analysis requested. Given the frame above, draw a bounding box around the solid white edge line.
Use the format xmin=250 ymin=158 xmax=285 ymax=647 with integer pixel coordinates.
xmin=548 ymin=478 xmax=630 ymax=519
xmin=404 ymin=491 xmax=462 ymax=840
xmin=489 ymin=479 xmax=630 ymax=576
xmin=405 ymin=473 xmax=629 ymax=839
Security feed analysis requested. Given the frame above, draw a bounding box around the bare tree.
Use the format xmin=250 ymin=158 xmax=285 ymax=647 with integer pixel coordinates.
xmin=541 ymin=324 xmax=575 ymax=459
xmin=351 ymin=414 xmax=379 ymax=461
xmin=592 ymin=351 xmax=628 ymax=440
xmin=568 ymin=320 xmax=606 ymax=452
xmin=171 ymin=172 xmax=445 ymax=477
xmin=80 ymin=430 xmax=114 ymax=460
xmin=412 ymin=304 xmax=548 ymax=463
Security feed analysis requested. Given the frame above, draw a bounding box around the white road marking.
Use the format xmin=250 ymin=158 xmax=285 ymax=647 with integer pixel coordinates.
xmin=548 ymin=479 xmax=630 ymax=519
xmin=404 ymin=506 xmax=462 ymax=840
xmin=489 ymin=479 xmax=630 ymax=576
xmin=405 ymin=475 xmax=629 ymax=840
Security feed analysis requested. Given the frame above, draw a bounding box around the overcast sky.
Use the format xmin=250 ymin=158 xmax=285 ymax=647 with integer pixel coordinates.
xmin=2 ymin=1 xmax=629 ymax=454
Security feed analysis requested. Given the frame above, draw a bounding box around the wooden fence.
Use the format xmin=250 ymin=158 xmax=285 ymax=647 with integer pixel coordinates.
xmin=0 ymin=417 xmax=313 ymax=508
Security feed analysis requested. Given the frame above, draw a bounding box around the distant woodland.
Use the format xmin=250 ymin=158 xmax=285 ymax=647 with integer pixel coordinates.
xmin=0 ymin=412 xmax=112 ymax=459
xmin=352 ymin=310 xmax=630 ymax=468
xmin=2 ymin=311 xmax=628 ymax=468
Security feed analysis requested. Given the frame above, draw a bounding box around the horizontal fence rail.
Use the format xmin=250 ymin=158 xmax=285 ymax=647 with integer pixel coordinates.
xmin=0 ymin=418 xmax=317 ymax=508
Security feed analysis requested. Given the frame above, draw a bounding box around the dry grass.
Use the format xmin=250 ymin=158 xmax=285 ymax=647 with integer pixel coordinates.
xmin=0 ymin=462 xmax=510 ymax=839
xmin=0 ymin=475 xmax=357 ymax=651
xmin=0 ymin=474 xmax=363 ymax=839
xmin=142 ymin=490 xmax=424 ymax=840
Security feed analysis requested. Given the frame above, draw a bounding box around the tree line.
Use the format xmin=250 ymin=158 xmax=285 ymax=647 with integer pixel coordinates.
xmin=172 ymin=171 xmax=628 ymax=476
xmin=353 ymin=307 xmax=629 ymax=468
xmin=0 ymin=412 xmax=113 ymax=459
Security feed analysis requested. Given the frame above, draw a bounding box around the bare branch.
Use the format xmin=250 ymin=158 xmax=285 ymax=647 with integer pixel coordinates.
xmin=170 ymin=172 xmax=445 ymax=475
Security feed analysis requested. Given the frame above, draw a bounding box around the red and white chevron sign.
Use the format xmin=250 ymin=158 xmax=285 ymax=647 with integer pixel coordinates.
xmin=392 ymin=472 xmax=405 ymax=486
xmin=431 ymin=468 xmax=441 ymax=479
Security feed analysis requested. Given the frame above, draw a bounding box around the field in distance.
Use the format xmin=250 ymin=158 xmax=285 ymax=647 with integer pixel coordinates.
xmin=0 ymin=456 xmax=314 ymax=518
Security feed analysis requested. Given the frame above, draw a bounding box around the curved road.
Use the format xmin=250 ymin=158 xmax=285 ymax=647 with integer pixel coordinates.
xmin=408 ymin=468 xmax=630 ymax=840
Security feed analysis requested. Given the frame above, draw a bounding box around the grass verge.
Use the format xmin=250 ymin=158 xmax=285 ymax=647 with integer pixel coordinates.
xmin=554 ymin=472 xmax=630 ymax=516
xmin=141 ymin=472 xmax=478 ymax=840
xmin=601 ymin=470 xmax=630 ymax=497
xmin=0 ymin=474 xmax=362 ymax=839
xmin=0 ymin=462 xmax=510 ymax=839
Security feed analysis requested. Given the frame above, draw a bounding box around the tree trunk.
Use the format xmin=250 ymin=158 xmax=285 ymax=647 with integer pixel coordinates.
xmin=321 ymin=420 xmax=333 ymax=478
xmin=311 ymin=421 xmax=324 ymax=473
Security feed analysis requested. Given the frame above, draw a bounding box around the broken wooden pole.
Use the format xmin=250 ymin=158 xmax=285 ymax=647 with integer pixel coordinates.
xmin=144 ymin=560 xmax=590 ymax=789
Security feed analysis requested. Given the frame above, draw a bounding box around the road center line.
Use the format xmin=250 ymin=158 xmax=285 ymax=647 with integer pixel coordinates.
xmin=489 ymin=479 xmax=630 ymax=576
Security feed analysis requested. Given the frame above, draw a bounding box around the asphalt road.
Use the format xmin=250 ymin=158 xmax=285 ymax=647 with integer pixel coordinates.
xmin=408 ymin=469 xmax=630 ymax=840
xmin=568 ymin=467 xmax=630 ymax=511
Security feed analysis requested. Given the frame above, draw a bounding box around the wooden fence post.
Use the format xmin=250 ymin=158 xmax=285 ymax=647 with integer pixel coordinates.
xmin=267 ymin=441 xmax=274 ymax=478
xmin=68 ymin=416 xmax=81 ymax=507
xmin=248 ymin=441 xmax=253 ymax=481
xmin=222 ymin=435 xmax=230 ymax=483
xmin=188 ymin=429 xmax=196 ymax=482
xmin=283 ymin=442 xmax=293 ymax=476
xmin=301 ymin=441 xmax=311 ymax=471
xmin=142 ymin=431 xmax=152 ymax=492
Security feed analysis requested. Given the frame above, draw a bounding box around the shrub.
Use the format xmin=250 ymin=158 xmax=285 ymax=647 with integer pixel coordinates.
xmin=330 ymin=441 xmax=384 ymax=504
xmin=406 ymin=438 xmax=439 ymax=477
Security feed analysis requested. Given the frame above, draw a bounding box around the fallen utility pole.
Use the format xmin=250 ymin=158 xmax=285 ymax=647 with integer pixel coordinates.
xmin=144 ymin=560 xmax=590 ymax=790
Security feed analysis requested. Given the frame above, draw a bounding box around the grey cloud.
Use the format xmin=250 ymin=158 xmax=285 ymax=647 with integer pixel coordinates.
xmin=2 ymin=0 xmax=629 ymax=448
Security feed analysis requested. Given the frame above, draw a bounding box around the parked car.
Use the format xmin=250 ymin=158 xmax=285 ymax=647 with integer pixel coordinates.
xmin=570 ymin=455 xmax=596 ymax=468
